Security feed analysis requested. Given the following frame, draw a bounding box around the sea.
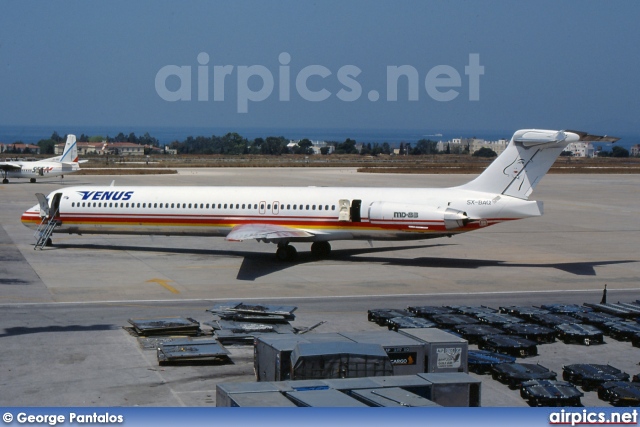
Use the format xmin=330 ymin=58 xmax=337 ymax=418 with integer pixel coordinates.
xmin=0 ymin=125 xmax=637 ymax=151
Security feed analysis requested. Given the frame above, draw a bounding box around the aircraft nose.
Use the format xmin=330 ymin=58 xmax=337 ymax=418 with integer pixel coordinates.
xmin=21 ymin=204 xmax=41 ymax=229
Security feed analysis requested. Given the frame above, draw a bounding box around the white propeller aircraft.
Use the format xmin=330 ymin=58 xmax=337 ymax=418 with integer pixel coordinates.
xmin=1 ymin=135 xmax=84 ymax=184
xmin=21 ymin=129 xmax=618 ymax=260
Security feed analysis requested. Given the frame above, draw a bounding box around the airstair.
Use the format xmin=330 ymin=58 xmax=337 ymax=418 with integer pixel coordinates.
xmin=34 ymin=210 xmax=60 ymax=250
xmin=33 ymin=192 xmax=62 ymax=250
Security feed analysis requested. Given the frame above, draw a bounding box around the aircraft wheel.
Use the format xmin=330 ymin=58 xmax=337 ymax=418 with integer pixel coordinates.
xmin=30 ymin=178 xmax=36 ymax=183
xmin=276 ymin=247 xmax=288 ymax=261
xmin=276 ymin=244 xmax=297 ymax=262
xmin=311 ymin=241 xmax=331 ymax=258
xmin=285 ymin=245 xmax=297 ymax=260
xmin=2 ymin=178 xmax=8 ymax=184
xmin=45 ymin=238 xmax=53 ymax=247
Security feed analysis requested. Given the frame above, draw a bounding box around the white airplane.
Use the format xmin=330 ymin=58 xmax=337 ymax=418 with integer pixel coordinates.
xmin=1 ymin=134 xmax=84 ymax=184
xmin=21 ymin=129 xmax=618 ymax=260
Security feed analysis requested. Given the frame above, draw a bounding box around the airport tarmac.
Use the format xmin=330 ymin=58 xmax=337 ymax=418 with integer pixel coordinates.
xmin=1 ymin=168 xmax=639 ymax=407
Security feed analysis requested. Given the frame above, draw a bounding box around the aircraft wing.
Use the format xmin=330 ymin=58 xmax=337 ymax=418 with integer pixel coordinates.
xmin=0 ymin=162 xmax=22 ymax=171
xmin=226 ymin=223 xmax=315 ymax=242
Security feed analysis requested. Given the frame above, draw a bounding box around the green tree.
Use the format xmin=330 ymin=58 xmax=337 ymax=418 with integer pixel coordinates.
xmin=296 ymin=138 xmax=314 ymax=155
xmin=37 ymin=139 xmax=57 ymax=155
xmin=336 ymin=138 xmax=358 ymax=154
xmin=263 ymin=136 xmax=288 ymax=155
xmin=50 ymin=132 xmax=63 ymax=142
xmin=412 ymin=139 xmax=438 ymax=155
xmin=472 ymin=147 xmax=497 ymax=158
xmin=611 ymin=146 xmax=629 ymax=158
xmin=221 ymin=132 xmax=248 ymax=154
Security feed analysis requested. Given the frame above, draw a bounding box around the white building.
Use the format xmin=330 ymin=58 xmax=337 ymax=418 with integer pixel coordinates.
xmin=469 ymin=139 xmax=509 ymax=156
xmin=565 ymin=142 xmax=595 ymax=158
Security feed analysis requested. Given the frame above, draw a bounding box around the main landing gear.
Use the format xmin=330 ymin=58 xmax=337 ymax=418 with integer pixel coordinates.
xmin=275 ymin=241 xmax=332 ymax=262
xmin=276 ymin=243 xmax=298 ymax=262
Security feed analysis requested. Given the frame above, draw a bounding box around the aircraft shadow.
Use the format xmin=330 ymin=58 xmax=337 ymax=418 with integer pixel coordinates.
xmin=51 ymin=242 xmax=636 ymax=282
xmin=0 ymin=324 xmax=116 ymax=337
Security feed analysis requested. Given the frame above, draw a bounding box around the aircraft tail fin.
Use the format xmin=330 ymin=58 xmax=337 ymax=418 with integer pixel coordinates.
xmin=59 ymin=135 xmax=78 ymax=163
xmin=457 ymin=129 xmax=619 ymax=199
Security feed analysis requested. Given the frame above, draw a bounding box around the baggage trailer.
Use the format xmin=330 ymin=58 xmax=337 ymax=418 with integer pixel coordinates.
xmin=367 ymin=308 xmax=414 ymax=326
xmin=502 ymin=323 xmax=556 ymax=344
xmin=554 ymin=323 xmax=604 ymax=346
xmin=598 ymin=381 xmax=640 ymax=407
xmin=455 ymin=324 xmax=504 ymax=345
xmin=520 ymin=380 xmax=583 ymax=407
xmin=478 ymin=335 xmax=538 ymax=358
xmin=468 ymin=350 xmax=516 ymax=375
xmin=387 ymin=316 xmax=436 ymax=331
xmin=491 ymin=363 xmax=557 ymax=389
xmin=562 ymin=364 xmax=630 ymax=391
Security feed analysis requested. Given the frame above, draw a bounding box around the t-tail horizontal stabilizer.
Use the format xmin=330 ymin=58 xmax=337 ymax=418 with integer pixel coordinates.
xmin=458 ymin=129 xmax=619 ymax=200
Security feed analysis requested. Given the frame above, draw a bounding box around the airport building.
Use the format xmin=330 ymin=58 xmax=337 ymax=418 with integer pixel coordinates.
xmin=565 ymin=142 xmax=595 ymax=158
xmin=0 ymin=142 xmax=41 ymax=154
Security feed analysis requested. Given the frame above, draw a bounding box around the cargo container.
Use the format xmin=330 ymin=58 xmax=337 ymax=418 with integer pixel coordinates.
xmin=339 ymin=330 xmax=427 ymax=376
xmin=398 ymin=328 xmax=468 ymax=373
xmin=290 ymin=342 xmax=393 ymax=380
xmin=418 ymin=372 xmax=481 ymax=406
xmin=254 ymin=333 xmax=350 ymax=381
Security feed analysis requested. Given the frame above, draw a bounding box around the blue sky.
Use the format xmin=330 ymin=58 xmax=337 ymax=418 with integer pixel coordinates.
xmin=1 ymin=0 xmax=639 ymax=135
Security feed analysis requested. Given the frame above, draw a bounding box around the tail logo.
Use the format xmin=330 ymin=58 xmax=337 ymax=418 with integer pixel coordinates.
xmin=503 ymin=157 xmax=525 ymax=178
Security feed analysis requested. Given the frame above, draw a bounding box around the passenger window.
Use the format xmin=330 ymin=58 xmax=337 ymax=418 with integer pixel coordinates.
xmin=318 ymin=205 xmax=322 ymax=210
xmin=267 ymin=204 xmax=271 ymax=210
xmin=306 ymin=205 xmax=309 ymax=210
xmin=109 ymin=203 xmax=112 ymax=208
xmin=242 ymin=204 xmax=245 ymax=209
xmin=325 ymin=205 xmax=329 ymax=210
xmin=171 ymin=203 xmax=174 ymax=208
xmin=206 ymin=204 xmax=209 ymax=209
xmin=293 ymin=205 xmax=297 ymax=210
xmin=331 ymin=205 xmax=335 ymax=210
xmin=312 ymin=205 xmax=316 ymax=210
xmin=254 ymin=204 xmax=257 ymax=209
xmin=224 ymin=204 xmax=227 ymax=209
xmin=183 ymin=203 xmax=186 ymax=208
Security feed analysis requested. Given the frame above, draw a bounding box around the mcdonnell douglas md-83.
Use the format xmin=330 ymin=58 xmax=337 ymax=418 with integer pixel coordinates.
xmin=1 ymin=135 xmax=84 ymax=184
xmin=21 ymin=129 xmax=618 ymax=260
